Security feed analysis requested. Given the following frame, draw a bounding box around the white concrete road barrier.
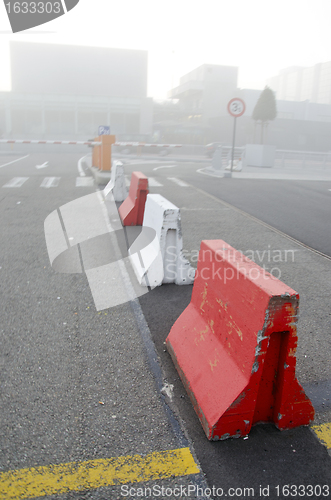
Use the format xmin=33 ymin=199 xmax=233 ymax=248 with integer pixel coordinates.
xmin=104 ymin=160 xmax=127 ymax=201
xmin=129 ymin=194 xmax=195 ymax=287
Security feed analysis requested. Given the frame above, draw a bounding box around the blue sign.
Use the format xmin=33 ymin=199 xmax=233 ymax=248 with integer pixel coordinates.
xmin=98 ymin=126 xmax=110 ymax=136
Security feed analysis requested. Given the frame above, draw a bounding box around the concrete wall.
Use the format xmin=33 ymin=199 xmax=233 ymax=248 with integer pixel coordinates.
xmin=0 ymin=92 xmax=149 ymax=140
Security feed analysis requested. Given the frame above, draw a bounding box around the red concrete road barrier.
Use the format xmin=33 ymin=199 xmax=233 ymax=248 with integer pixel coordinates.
xmin=166 ymin=240 xmax=314 ymax=440
xmin=118 ymin=172 xmax=149 ymax=226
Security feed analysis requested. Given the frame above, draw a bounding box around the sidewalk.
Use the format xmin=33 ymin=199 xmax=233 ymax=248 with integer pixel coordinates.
xmin=127 ymin=166 xmax=331 ymax=495
xmin=198 ymin=164 xmax=331 ymax=181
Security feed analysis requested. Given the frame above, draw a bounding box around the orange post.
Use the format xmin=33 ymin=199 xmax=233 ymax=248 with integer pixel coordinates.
xmin=92 ymin=139 xmax=100 ymax=169
xmin=92 ymin=135 xmax=116 ymax=171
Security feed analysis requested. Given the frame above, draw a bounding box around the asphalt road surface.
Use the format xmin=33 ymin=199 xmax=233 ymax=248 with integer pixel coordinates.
xmin=190 ymin=177 xmax=331 ymax=258
xmin=146 ymin=160 xmax=331 ymax=258
xmin=1 ymin=151 xmax=331 ymax=500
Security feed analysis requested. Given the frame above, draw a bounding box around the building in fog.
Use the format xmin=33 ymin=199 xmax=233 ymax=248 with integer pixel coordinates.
xmin=267 ymin=62 xmax=331 ymax=105
xmin=162 ymin=64 xmax=238 ymax=144
xmin=156 ymin=62 xmax=331 ymax=150
xmin=235 ymin=88 xmax=331 ymax=151
xmin=2 ymin=43 xmax=331 ymax=151
xmin=168 ymin=64 xmax=238 ymax=124
xmin=0 ymin=42 xmax=153 ymax=140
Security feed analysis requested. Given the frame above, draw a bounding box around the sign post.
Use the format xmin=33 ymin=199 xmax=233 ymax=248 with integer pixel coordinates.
xmin=227 ymin=98 xmax=246 ymax=173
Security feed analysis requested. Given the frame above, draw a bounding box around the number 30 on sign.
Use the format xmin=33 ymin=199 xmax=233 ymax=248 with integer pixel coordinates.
xmin=227 ymin=98 xmax=246 ymax=117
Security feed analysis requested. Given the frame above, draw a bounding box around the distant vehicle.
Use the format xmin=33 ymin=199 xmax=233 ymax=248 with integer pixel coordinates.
xmin=205 ymin=142 xmax=222 ymax=157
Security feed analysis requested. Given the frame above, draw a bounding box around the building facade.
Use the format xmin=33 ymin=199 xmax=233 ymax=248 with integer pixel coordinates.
xmin=267 ymin=62 xmax=331 ymax=105
xmin=158 ymin=64 xmax=331 ymax=150
xmin=0 ymin=42 xmax=153 ymax=140
xmin=168 ymin=64 xmax=238 ymax=124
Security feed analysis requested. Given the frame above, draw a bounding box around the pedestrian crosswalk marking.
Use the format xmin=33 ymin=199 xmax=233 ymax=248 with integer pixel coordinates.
xmin=168 ymin=177 xmax=189 ymax=187
xmin=40 ymin=177 xmax=61 ymax=188
xmin=3 ymin=177 xmax=29 ymax=188
xmin=1 ymin=176 xmax=189 ymax=190
xmin=75 ymin=177 xmax=94 ymax=187
xmin=0 ymin=447 xmax=199 ymax=499
xmin=1 ymin=176 xmax=94 ymax=189
xmin=148 ymin=177 xmax=163 ymax=187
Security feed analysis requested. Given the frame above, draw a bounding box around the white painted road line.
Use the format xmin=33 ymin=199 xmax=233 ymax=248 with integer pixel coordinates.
xmin=3 ymin=177 xmax=29 ymax=188
xmin=153 ymin=165 xmax=176 ymax=171
xmin=148 ymin=177 xmax=163 ymax=187
xmin=196 ymin=167 xmax=223 ymax=178
xmin=36 ymin=162 xmax=49 ymax=169
xmin=76 ymin=177 xmax=94 ymax=187
xmin=40 ymin=177 xmax=61 ymax=188
xmin=78 ymin=156 xmax=87 ymax=177
xmin=167 ymin=177 xmax=189 ymax=187
xmin=0 ymin=155 xmax=29 ymax=169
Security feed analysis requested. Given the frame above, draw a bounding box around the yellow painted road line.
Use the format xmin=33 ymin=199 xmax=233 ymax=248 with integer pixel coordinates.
xmin=312 ymin=423 xmax=331 ymax=449
xmin=0 ymin=447 xmax=199 ymax=500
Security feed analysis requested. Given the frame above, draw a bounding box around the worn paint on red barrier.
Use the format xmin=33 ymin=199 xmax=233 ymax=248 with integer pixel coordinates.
xmin=166 ymin=240 xmax=314 ymax=440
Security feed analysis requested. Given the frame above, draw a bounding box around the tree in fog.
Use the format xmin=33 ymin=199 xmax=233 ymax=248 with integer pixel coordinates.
xmin=252 ymin=86 xmax=277 ymax=144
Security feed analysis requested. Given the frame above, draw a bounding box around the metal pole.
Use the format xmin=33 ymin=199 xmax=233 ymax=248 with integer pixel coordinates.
xmin=231 ymin=117 xmax=237 ymax=172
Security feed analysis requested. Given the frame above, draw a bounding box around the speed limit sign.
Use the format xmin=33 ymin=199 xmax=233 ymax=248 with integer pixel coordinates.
xmin=227 ymin=98 xmax=246 ymax=117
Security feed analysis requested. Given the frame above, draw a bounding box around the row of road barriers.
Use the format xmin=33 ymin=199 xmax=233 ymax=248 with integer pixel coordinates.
xmin=106 ymin=164 xmax=195 ymax=287
xmin=0 ymin=134 xmax=322 ymax=440
xmin=43 ymin=151 xmax=316 ymax=441
xmin=45 ymin=158 xmax=314 ymax=440
xmin=108 ymin=162 xmax=315 ymax=440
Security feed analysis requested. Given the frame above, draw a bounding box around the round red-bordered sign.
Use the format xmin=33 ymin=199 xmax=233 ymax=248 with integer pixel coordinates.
xmin=227 ymin=98 xmax=246 ymax=117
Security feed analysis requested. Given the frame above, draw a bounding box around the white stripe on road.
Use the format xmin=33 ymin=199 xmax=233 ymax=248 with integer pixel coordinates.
xmin=153 ymin=165 xmax=176 ymax=171
xmin=148 ymin=177 xmax=163 ymax=187
xmin=0 ymin=155 xmax=29 ymax=169
xmin=76 ymin=177 xmax=94 ymax=187
xmin=36 ymin=162 xmax=49 ymax=169
xmin=78 ymin=156 xmax=87 ymax=177
xmin=40 ymin=177 xmax=61 ymax=188
xmin=167 ymin=177 xmax=189 ymax=187
xmin=3 ymin=177 xmax=29 ymax=187
xmin=2 ymin=177 xmax=101 ymax=189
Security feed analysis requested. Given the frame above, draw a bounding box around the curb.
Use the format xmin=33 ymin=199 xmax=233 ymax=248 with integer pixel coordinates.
xmin=88 ymin=165 xmax=111 ymax=185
